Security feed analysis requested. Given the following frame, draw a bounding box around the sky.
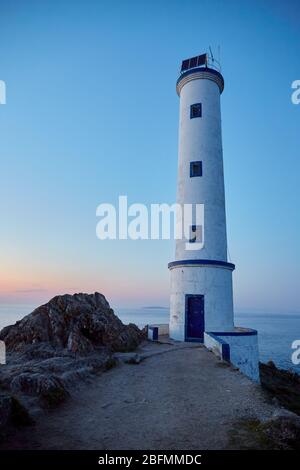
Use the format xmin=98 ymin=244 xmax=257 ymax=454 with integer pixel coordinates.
xmin=0 ymin=0 xmax=299 ymax=312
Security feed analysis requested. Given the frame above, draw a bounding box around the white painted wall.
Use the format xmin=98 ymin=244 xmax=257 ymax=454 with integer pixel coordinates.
xmin=204 ymin=331 xmax=260 ymax=382
xmin=221 ymin=333 xmax=260 ymax=382
xmin=175 ymin=75 xmax=227 ymax=261
xmin=169 ymin=69 xmax=235 ymax=342
xmin=203 ymin=332 xmax=224 ymax=360
xmin=169 ymin=265 xmax=234 ymax=341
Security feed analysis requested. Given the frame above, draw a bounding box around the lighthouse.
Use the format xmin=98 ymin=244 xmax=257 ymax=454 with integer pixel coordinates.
xmin=168 ymin=53 xmax=259 ymax=381
xmin=169 ymin=53 xmax=234 ymax=341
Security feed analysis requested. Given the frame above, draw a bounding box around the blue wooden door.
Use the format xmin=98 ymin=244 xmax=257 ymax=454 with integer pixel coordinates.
xmin=185 ymin=295 xmax=204 ymax=342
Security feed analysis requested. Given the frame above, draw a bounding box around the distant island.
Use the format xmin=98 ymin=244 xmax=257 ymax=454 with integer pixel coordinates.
xmin=142 ymin=306 xmax=169 ymax=310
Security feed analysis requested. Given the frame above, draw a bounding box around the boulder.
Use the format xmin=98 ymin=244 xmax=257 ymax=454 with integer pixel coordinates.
xmin=0 ymin=293 xmax=145 ymax=417
xmin=0 ymin=292 xmax=145 ymax=354
xmin=263 ymin=412 xmax=300 ymax=450
xmin=10 ymin=373 xmax=69 ymax=406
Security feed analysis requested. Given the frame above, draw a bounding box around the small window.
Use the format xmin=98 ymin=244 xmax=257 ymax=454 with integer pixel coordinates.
xmin=190 ymin=103 xmax=202 ymax=118
xmin=189 ymin=225 xmax=202 ymax=243
xmin=190 ymin=161 xmax=202 ymax=177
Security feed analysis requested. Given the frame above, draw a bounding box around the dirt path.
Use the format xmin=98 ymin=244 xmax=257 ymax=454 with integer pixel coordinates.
xmin=3 ymin=342 xmax=278 ymax=450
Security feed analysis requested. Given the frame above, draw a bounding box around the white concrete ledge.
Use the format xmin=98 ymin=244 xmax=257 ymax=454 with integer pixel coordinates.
xmin=204 ymin=332 xmax=230 ymax=362
xmin=204 ymin=328 xmax=260 ymax=382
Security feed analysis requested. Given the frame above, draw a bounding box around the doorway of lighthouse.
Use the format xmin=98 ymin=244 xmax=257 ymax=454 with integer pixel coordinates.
xmin=185 ymin=295 xmax=204 ymax=342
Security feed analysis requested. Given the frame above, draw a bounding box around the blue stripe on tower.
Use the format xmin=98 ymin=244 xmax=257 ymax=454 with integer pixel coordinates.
xmin=168 ymin=259 xmax=235 ymax=270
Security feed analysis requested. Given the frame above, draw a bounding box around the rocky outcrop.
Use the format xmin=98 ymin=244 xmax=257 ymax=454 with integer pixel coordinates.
xmin=259 ymin=361 xmax=300 ymax=416
xmin=0 ymin=293 xmax=145 ymax=432
xmin=0 ymin=292 xmax=144 ymax=354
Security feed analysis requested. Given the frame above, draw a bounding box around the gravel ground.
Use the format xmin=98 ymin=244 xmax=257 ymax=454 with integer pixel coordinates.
xmin=1 ymin=341 xmax=278 ymax=450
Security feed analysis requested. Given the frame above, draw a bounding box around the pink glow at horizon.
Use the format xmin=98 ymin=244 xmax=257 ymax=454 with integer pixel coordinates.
xmin=0 ymin=270 xmax=169 ymax=307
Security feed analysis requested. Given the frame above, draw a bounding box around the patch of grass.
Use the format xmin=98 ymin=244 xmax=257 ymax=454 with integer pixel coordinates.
xmin=229 ymin=417 xmax=300 ymax=450
xmin=229 ymin=418 xmax=279 ymax=450
xmin=243 ymin=419 xmax=275 ymax=449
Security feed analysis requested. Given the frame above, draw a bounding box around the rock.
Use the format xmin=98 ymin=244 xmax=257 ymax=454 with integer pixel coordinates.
xmin=124 ymin=353 xmax=141 ymax=364
xmin=0 ymin=293 xmax=145 ymax=421
xmin=10 ymin=373 xmax=69 ymax=406
xmin=271 ymin=408 xmax=300 ymax=426
xmin=259 ymin=361 xmax=300 ymax=416
xmin=0 ymin=292 xmax=145 ymax=432
xmin=0 ymin=292 xmax=145 ymax=354
xmin=0 ymin=393 xmax=33 ymax=431
xmin=263 ymin=414 xmax=300 ymax=450
xmin=0 ymin=351 xmax=116 ymax=413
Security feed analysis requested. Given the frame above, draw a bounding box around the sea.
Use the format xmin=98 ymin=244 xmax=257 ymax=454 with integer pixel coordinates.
xmin=0 ymin=304 xmax=299 ymax=373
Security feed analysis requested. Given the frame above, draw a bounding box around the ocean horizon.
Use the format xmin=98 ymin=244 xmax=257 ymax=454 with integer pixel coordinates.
xmin=0 ymin=303 xmax=299 ymax=373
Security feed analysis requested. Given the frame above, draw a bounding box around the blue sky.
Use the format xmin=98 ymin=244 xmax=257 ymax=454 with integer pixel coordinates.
xmin=0 ymin=0 xmax=299 ymax=312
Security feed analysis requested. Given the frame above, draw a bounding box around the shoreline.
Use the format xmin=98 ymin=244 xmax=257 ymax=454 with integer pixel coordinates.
xmin=1 ymin=305 xmax=299 ymax=373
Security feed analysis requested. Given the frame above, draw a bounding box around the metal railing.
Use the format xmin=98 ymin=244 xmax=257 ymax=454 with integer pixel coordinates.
xmin=206 ymin=54 xmax=222 ymax=72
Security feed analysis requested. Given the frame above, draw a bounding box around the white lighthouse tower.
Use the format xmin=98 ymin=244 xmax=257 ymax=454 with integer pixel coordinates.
xmin=168 ymin=54 xmax=259 ymax=381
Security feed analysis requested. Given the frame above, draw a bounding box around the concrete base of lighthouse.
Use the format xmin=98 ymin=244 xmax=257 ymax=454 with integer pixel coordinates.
xmin=169 ymin=260 xmax=235 ymax=342
xmin=168 ymin=260 xmax=260 ymax=382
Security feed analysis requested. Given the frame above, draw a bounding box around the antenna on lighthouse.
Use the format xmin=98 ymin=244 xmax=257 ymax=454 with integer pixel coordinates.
xmin=209 ymin=46 xmax=214 ymax=63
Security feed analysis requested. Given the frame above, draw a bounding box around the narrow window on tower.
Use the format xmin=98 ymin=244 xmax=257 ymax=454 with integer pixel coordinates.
xmin=190 ymin=103 xmax=202 ymax=118
xmin=190 ymin=161 xmax=203 ymax=177
xmin=189 ymin=225 xmax=202 ymax=243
